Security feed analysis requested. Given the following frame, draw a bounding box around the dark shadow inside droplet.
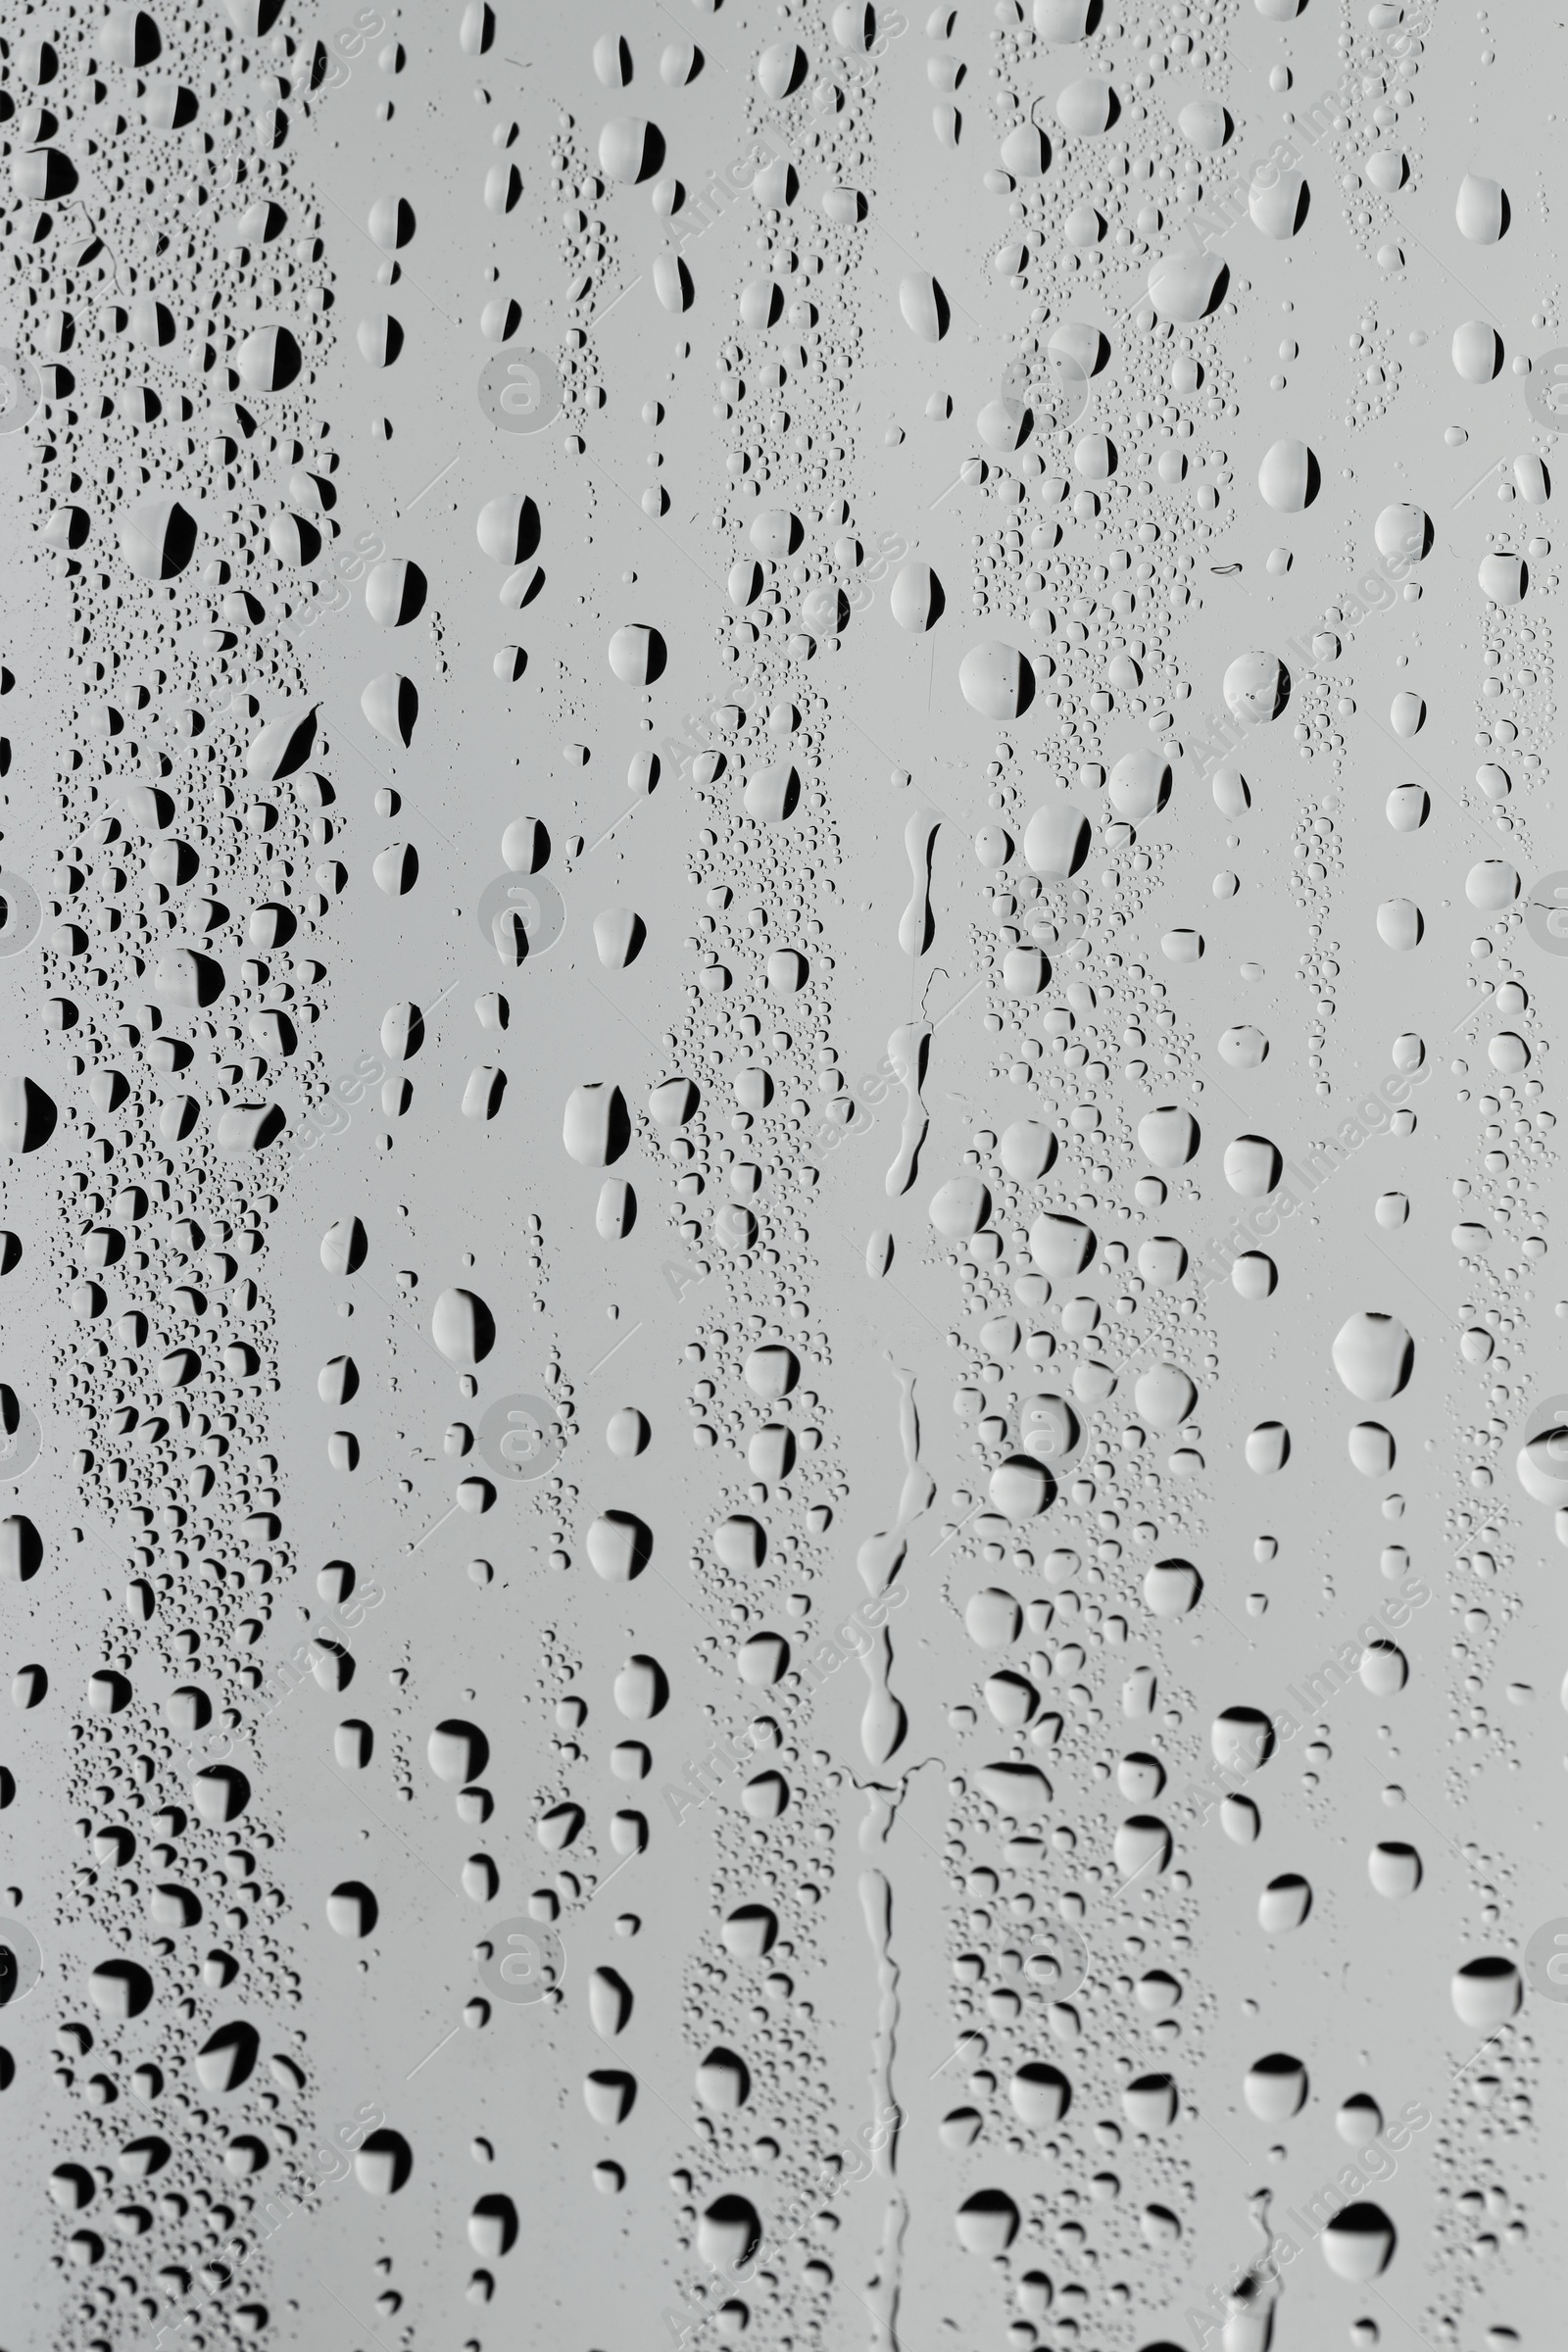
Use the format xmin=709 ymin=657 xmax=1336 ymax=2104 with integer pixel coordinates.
xmin=335 ymin=1880 xmax=378 ymax=1935
xmin=95 ymin=1958 xmax=154 ymax=2019
xmin=357 ymin=2128 xmax=413 ymax=2191
xmin=15 ymin=1078 xmax=57 ymax=1153
xmin=392 ymin=562 xmax=426 ymax=624
xmin=602 ymin=1090 xmax=632 ymax=1164
xmin=638 ymin=122 xmax=666 ymax=180
xmin=471 ymin=2191 xmax=518 ymax=2252
xmin=157 ymin=500 xmax=197 ymax=578
xmin=604 ymin=1509 xmax=651 ymax=1575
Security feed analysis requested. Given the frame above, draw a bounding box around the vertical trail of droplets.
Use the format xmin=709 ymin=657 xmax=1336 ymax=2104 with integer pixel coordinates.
xmin=858 ymin=1811 xmax=906 ymax=2352
xmin=853 ymin=1363 xmax=933 ymax=2350
xmin=3 ymin=8 xmax=347 ymax=2346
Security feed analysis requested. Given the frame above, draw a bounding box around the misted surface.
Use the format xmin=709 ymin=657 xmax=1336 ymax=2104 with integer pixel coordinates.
xmin=0 ymin=1 xmax=1564 ymax=2349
